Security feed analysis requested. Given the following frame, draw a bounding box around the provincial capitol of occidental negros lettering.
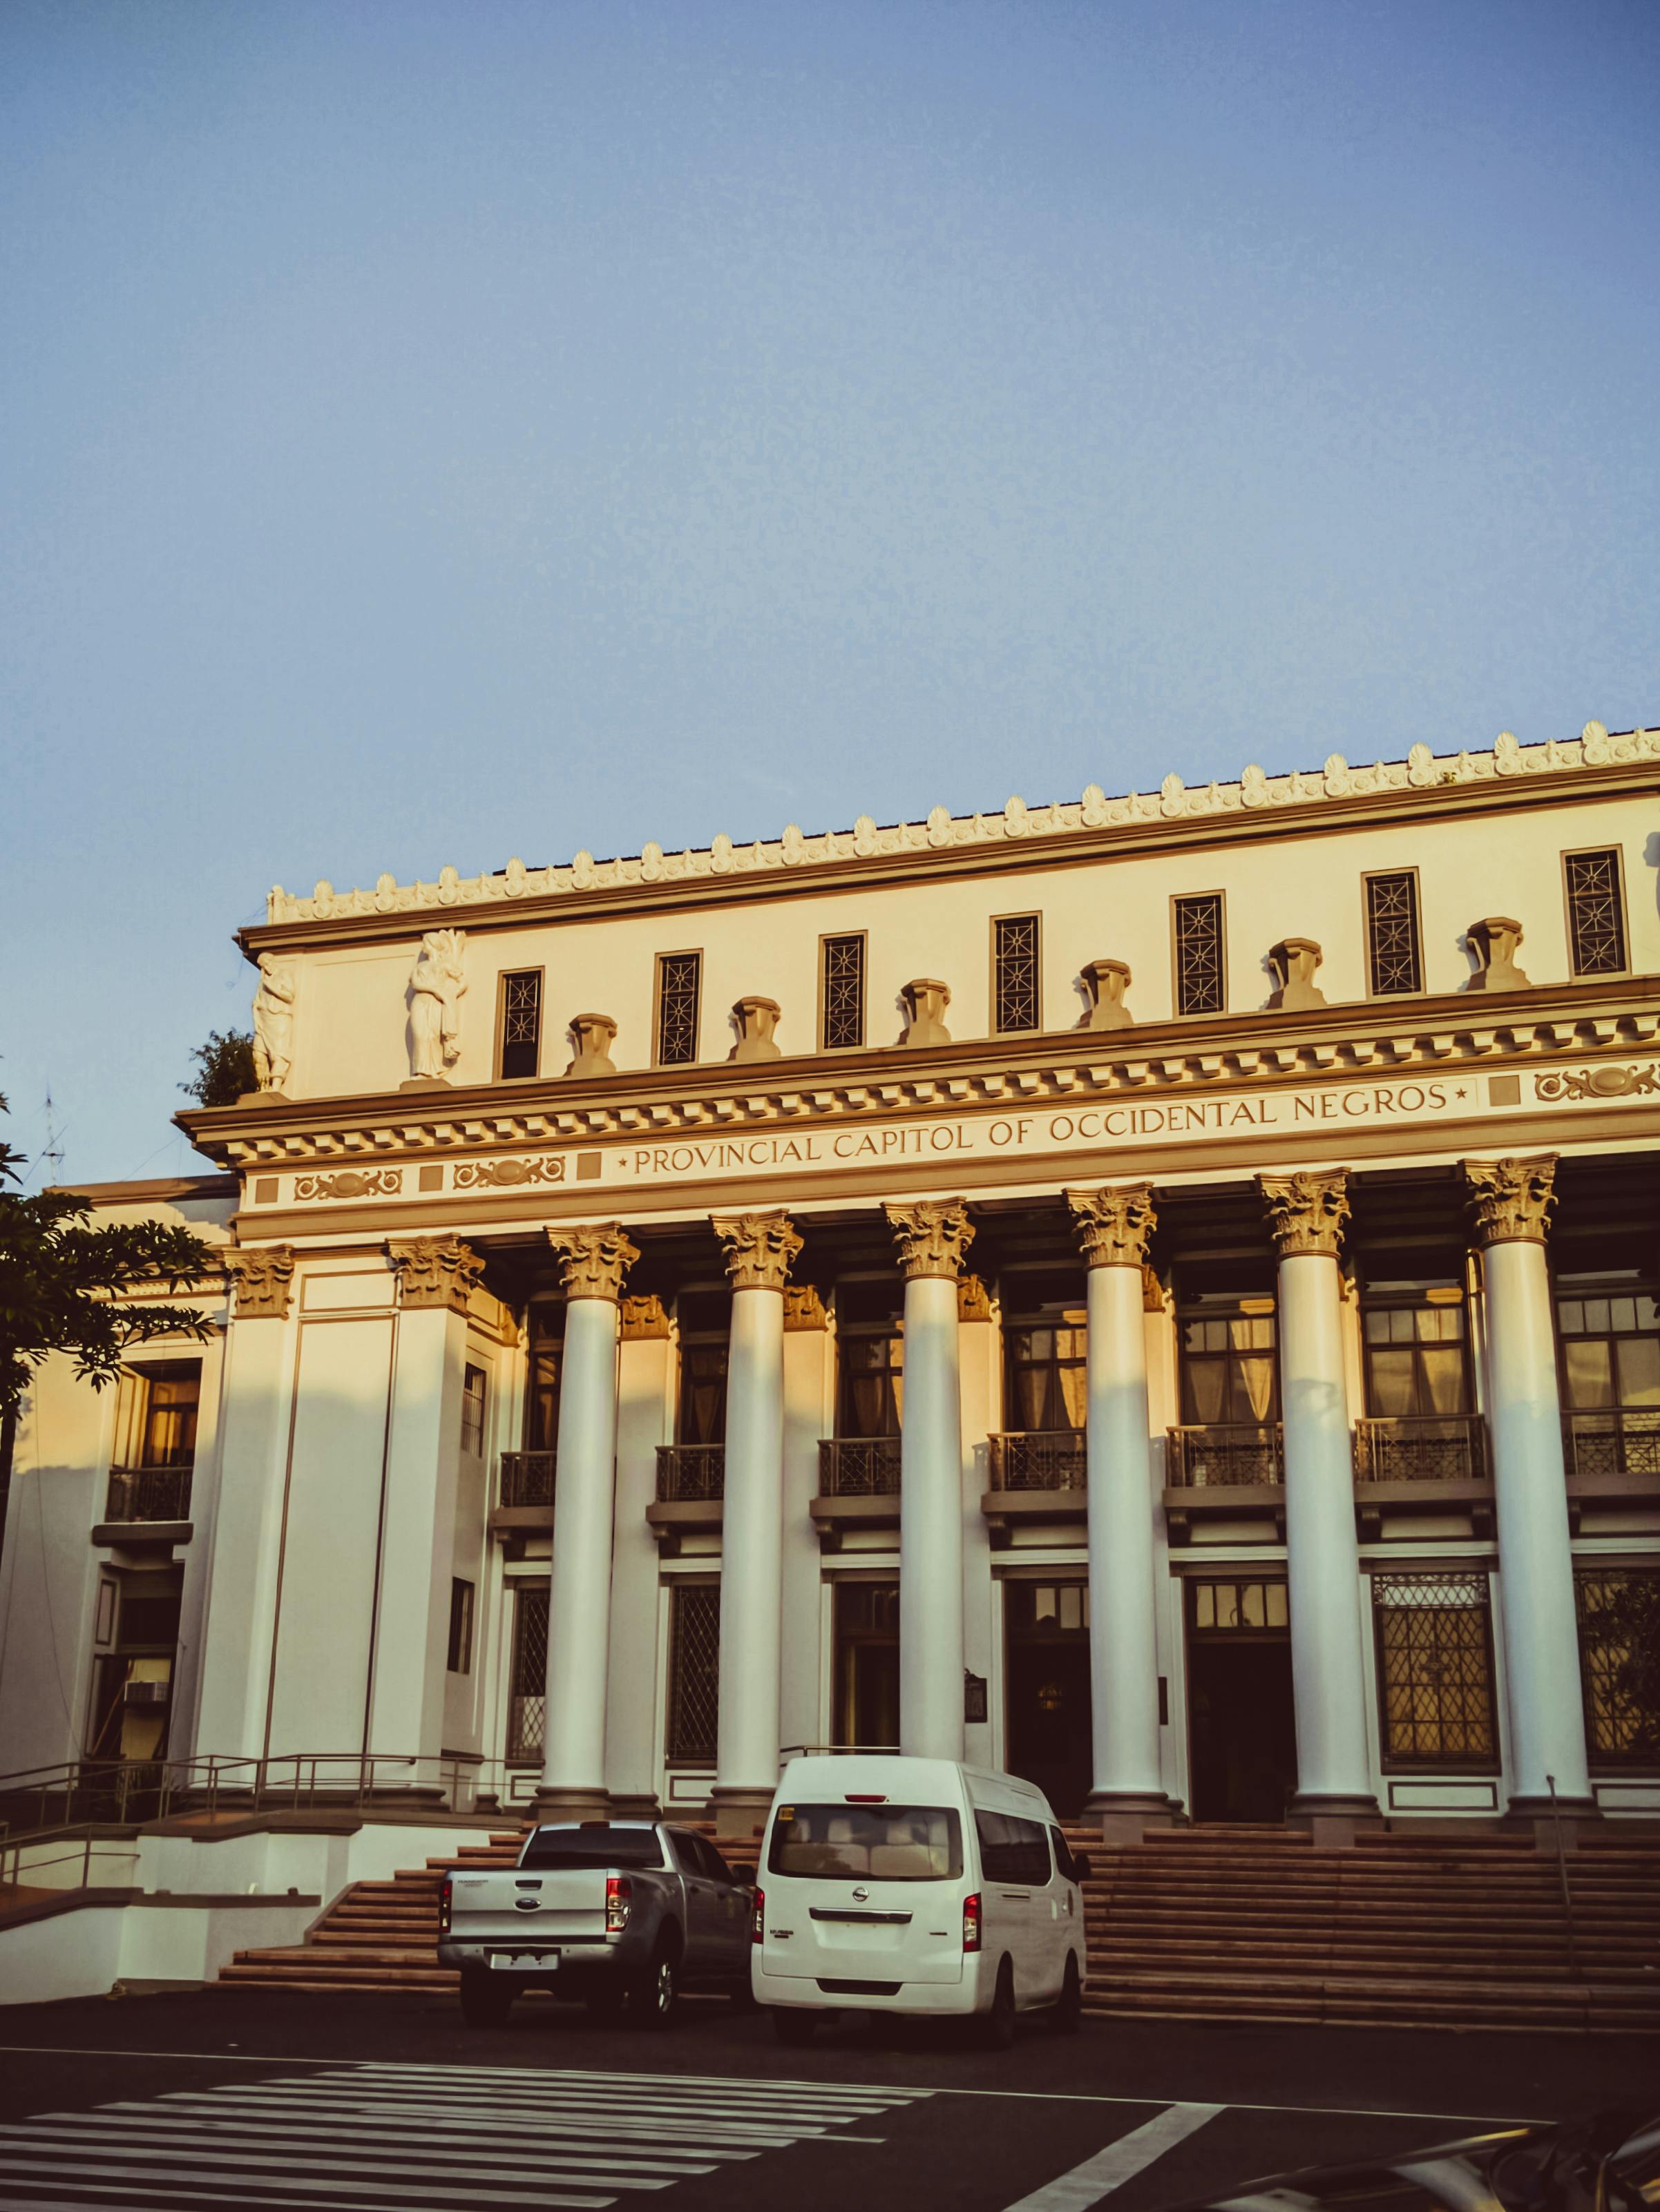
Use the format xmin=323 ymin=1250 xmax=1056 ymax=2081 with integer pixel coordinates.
xmin=8 ymin=720 xmax=1660 ymax=1863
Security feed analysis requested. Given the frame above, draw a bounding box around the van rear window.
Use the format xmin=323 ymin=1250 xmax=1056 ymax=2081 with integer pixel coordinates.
xmin=767 ymin=1805 xmax=962 ymax=1883
xmin=519 ymin=1825 xmax=665 ymax=1870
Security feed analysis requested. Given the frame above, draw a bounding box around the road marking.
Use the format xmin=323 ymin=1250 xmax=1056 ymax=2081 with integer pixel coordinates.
xmin=1001 ymin=2103 xmax=1225 ymax=2212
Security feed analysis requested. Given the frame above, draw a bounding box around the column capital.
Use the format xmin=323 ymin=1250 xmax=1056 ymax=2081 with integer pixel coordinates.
xmin=783 ymin=1284 xmax=829 ymax=1331
xmin=1464 ymin=1154 xmax=1558 ymax=1245
xmin=712 ymin=1209 xmax=802 ymax=1291
xmin=386 ymin=1235 xmax=484 ymax=1314
xmin=1068 ymin=1182 xmax=1156 ymax=1268
xmin=1260 ymin=1169 xmax=1350 ymax=1258
xmin=885 ymin=1198 xmax=974 ymax=1280
xmin=544 ymin=1222 xmax=639 ymax=1302
xmin=224 ymin=1245 xmax=295 ymax=1320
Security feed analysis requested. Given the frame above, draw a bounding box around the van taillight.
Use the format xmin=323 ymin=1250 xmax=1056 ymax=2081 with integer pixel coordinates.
xmin=439 ymin=1875 xmax=452 ymax=1937
xmin=752 ymin=1887 xmax=765 ymax=1945
xmin=962 ymin=1893 xmax=981 ymax=1953
xmin=606 ymin=1876 xmax=631 ymax=1933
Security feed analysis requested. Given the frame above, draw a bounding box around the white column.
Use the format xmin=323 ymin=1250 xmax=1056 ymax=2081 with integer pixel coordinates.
xmin=710 ymin=1212 xmax=801 ymax=1838
xmin=1261 ymin=1173 xmax=1377 ymax=1817
xmin=1467 ymin=1157 xmax=1592 ymax=1811
xmin=1069 ymin=1186 xmax=1165 ymax=1836
xmin=887 ymin=1201 xmax=973 ymax=1763
xmin=539 ymin=1224 xmax=638 ymax=1817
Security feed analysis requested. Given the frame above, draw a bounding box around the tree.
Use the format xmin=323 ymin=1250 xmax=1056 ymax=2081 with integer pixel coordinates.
xmin=180 ymin=1029 xmax=256 ymax=1107
xmin=0 ymin=1097 xmax=216 ymax=1573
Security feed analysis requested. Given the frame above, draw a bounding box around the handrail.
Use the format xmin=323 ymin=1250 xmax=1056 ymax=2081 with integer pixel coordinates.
xmin=1545 ymin=1773 xmax=1581 ymax=1981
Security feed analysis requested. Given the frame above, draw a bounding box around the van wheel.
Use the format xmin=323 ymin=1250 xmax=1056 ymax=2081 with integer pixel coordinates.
xmin=1051 ymin=1954 xmax=1082 ymax=2036
xmin=772 ymin=2008 xmax=817 ymax=2046
xmin=459 ymin=1970 xmax=515 ymax=2028
xmin=627 ymin=1942 xmax=679 ymax=2030
xmin=978 ymin=1957 xmax=1017 ymax=2050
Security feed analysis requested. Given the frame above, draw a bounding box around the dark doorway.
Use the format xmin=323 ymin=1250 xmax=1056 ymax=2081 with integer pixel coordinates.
xmin=1004 ymin=1580 xmax=1093 ymax=1819
xmin=834 ymin=1581 xmax=899 ymax=1749
xmin=1185 ymin=1577 xmax=1297 ymax=1824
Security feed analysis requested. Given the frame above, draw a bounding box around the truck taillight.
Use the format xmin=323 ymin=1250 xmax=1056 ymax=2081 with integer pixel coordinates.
xmin=439 ymin=1875 xmax=452 ymax=1937
xmin=752 ymin=1887 xmax=765 ymax=1945
xmin=962 ymin=1892 xmax=981 ymax=1953
xmin=605 ymin=1875 xmax=631 ymax=1933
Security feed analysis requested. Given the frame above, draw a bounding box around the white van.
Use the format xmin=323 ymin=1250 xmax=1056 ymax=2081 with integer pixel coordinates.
xmin=751 ymin=1754 xmax=1091 ymax=2046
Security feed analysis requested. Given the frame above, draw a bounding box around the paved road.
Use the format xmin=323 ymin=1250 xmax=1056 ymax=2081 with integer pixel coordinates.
xmin=0 ymin=1990 xmax=1653 ymax=2212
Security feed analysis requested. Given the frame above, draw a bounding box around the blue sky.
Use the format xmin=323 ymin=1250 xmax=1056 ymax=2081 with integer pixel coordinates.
xmin=3 ymin=0 xmax=1656 ymax=1183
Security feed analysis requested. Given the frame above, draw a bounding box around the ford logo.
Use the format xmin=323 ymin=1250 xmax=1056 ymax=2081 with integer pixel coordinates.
xmin=851 ymin=1886 xmax=869 ymax=1903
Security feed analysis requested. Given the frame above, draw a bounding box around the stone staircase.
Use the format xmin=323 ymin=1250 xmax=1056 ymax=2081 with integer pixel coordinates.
xmin=217 ymin=1818 xmax=1660 ymax=2032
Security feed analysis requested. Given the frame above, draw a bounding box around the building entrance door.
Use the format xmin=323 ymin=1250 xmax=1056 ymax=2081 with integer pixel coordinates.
xmin=1004 ymin=1580 xmax=1092 ymax=1819
xmin=833 ymin=1581 xmax=899 ymax=1749
xmin=1185 ymin=1577 xmax=1297 ymax=1823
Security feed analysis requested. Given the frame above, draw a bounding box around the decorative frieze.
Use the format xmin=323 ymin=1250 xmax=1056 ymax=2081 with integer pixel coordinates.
xmin=1464 ymin=1154 xmax=1557 ymax=1246
xmin=224 ymin=1246 xmax=296 ymax=1320
xmin=713 ymin=1210 xmax=803 ymax=1291
xmin=729 ymin=997 xmax=783 ymax=1063
xmin=566 ymin=1014 xmax=618 ymax=1078
xmin=886 ymin=1198 xmax=975 ymax=1280
xmin=1466 ymin=917 xmax=1531 ymax=992
xmin=783 ymin=1284 xmax=829 ymax=1331
xmin=1259 ymin=1169 xmax=1351 ymax=1258
xmin=1068 ymin=1182 xmax=1156 ymax=1269
xmin=453 ymin=1156 xmax=562 ymax=1189
xmin=545 ymin=1223 xmax=639 ymax=1302
xmin=387 ymin=1235 xmax=484 ymax=1313
xmin=620 ymin=1293 xmax=670 ymax=1340
xmin=1078 ymin=958 xmax=1133 ymax=1031
xmin=1534 ymin=1065 xmax=1659 ymax=1102
xmin=295 ymin=1168 xmax=401 ymax=1200
xmin=1267 ymin=938 xmax=1326 ymax=1011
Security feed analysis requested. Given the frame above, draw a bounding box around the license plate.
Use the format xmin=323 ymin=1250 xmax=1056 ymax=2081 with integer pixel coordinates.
xmin=491 ymin=1950 xmax=557 ymax=1970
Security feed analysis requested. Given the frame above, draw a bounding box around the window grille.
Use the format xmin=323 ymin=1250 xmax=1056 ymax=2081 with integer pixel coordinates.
xmin=1574 ymin=1568 xmax=1660 ymax=1769
xmin=656 ymin=953 xmax=702 ymax=1066
xmin=498 ymin=970 xmax=542 ymax=1079
xmin=993 ymin=915 xmax=1040 ymax=1034
xmin=666 ymin=1583 xmax=721 ymax=1763
xmin=1371 ymin=1571 xmax=1497 ymax=1769
xmin=821 ymin=934 xmax=866 ymax=1050
xmin=461 ymin=1364 xmax=486 ymax=1456
xmin=447 ymin=1579 xmax=475 ymax=1675
xmin=1564 ymin=849 xmax=1627 ymax=975
xmin=506 ymin=1585 xmax=548 ymax=1758
xmin=1364 ymin=872 xmax=1422 ymax=996
xmin=1173 ymin=894 xmax=1225 ymax=1016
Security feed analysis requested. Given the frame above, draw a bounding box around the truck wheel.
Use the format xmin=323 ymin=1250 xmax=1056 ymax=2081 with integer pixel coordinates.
xmin=459 ymin=1970 xmax=515 ymax=2028
xmin=1051 ymin=1954 xmax=1082 ymax=2036
xmin=772 ymin=2008 xmax=817 ymax=2047
xmin=977 ymin=1957 xmax=1017 ymax=2050
xmin=627 ymin=1941 xmax=679 ymax=2030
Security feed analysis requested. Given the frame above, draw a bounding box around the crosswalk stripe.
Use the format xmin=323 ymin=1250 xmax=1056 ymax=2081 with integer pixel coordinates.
xmin=0 ymin=2130 xmax=675 ymax=2191
xmin=348 ymin=2064 xmax=922 ymax=2101
xmin=331 ymin=2073 xmax=908 ymax=2117
xmin=0 ymin=2160 xmax=611 ymax=2211
xmin=1001 ymin=2103 xmax=1225 ymax=2212
xmin=28 ymin=2113 xmax=729 ymax=2171
xmin=158 ymin=2088 xmax=858 ymax=2142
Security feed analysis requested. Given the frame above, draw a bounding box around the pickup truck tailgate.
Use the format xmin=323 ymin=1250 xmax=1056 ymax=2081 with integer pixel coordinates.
xmin=450 ymin=1869 xmax=609 ymax=1941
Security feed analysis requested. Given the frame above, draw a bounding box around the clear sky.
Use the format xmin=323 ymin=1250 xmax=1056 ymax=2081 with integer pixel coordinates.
xmin=3 ymin=0 xmax=1657 ymax=1184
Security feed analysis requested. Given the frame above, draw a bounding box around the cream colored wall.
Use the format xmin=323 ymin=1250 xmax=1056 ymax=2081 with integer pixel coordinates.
xmin=274 ymin=792 xmax=1659 ymax=1099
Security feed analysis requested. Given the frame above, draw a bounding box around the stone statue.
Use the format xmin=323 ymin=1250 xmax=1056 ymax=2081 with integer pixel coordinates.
xmin=250 ymin=956 xmax=297 ymax=1095
xmin=408 ymin=929 xmax=466 ymax=1083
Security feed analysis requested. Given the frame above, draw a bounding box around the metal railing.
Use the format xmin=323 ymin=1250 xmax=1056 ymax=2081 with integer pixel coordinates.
xmin=1353 ymin=1415 xmax=1487 ymax=1484
xmin=1563 ymin=1410 xmax=1660 ymax=1479
xmin=987 ymin=1431 xmax=1087 ymax=1492
xmin=498 ymin=1450 xmax=557 ymax=1508
xmin=817 ymin=1438 xmax=903 ymax=1496
xmin=1166 ymin=1423 xmax=1284 ymax=1488
xmin=656 ymin=1444 xmax=725 ymax=1501
xmin=104 ymin=1463 xmax=193 ymax=1522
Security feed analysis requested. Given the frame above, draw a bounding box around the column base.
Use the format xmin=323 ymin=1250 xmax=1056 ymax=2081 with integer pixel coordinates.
xmin=709 ymin=1785 xmax=776 ymax=1845
xmin=1287 ymin=1791 xmax=1380 ymax=1849
xmin=1505 ymin=1794 xmax=1598 ymax=1853
xmin=532 ymin=1785 xmax=611 ymax=1822
xmin=1082 ymin=1791 xmax=1179 ymax=1847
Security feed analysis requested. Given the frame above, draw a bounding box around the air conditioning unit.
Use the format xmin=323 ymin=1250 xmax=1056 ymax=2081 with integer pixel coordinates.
xmin=123 ymin=1680 xmax=171 ymax=1707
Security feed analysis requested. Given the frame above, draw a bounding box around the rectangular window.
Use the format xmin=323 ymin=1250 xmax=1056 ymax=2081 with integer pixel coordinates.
xmin=1362 ymin=1294 xmax=1469 ymax=1417
xmin=974 ymin=1809 xmax=1051 ymax=1887
xmin=832 ymin=1579 xmax=899 ymax=1749
xmin=993 ymin=914 xmax=1040 ymax=1034
xmin=1574 ymin=1568 xmax=1660 ymax=1769
xmin=820 ymin=933 xmax=866 ymax=1051
xmin=1371 ymin=1571 xmax=1498 ymax=1771
xmin=1555 ymin=1287 xmax=1660 ymax=1410
xmin=506 ymin=1584 xmax=548 ymax=1758
xmin=1004 ymin=1325 xmax=1088 ymax=1431
xmin=446 ymin=1578 xmax=475 ymax=1674
xmin=655 ymin=952 xmax=702 ymax=1066
xmin=1364 ymin=871 xmax=1423 ymax=996
xmin=1172 ymin=894 xmax=1225 ymax=1017
xmin=461 ymin=1364 xmax=486 ymax=1456
xmin=1178 ymin=1296 xmax=1278 ymax=1425
xmin=136 ymin=1364 xmax=200 ymax=1468
xmin=524 ymin=1305 xmax=566 ymax=1451
xmin=1564 ymin=847 xmax=1628 ymax=976
xmin=665 ymin=1581 xmax=721 ymax=1763
xmin=497 ymin=970 xmax=542 ymax=1079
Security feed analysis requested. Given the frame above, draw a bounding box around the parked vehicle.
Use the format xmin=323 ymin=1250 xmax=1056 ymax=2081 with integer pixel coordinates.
xmin=439 ymin=1820 xmax=753 ymax=2028
xmin=751 ymin=1753 xmax=1089 ymax=2046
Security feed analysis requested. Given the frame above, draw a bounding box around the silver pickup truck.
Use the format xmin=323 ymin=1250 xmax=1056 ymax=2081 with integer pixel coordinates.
xmin=439 ymin=1820 xmax=754 ymax=2028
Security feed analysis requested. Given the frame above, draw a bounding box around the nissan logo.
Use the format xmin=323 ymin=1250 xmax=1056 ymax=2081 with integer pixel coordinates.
xmin=851 ymin=1885 xmax=869 ymax=1903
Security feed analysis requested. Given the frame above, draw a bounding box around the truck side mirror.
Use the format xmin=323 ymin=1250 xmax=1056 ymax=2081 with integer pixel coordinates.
xmin=1071 ymin=1852 xmax=1093 ymax=1885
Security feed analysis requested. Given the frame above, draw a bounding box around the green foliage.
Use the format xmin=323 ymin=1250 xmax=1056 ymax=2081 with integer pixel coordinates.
xmin=0 ymin=1095 xmax=216 ymax=1421
xmin=180 ymin=1029 xmax=257 ymax=1107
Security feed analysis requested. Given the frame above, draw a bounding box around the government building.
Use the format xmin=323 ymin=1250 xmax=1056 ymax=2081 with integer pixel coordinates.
xmin=5 ymin=721 xmax=1660 ymax=1854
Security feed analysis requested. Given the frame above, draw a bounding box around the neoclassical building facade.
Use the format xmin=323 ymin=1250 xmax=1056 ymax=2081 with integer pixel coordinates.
xmin=5 ymin=722 xmax=1659 ymax=1839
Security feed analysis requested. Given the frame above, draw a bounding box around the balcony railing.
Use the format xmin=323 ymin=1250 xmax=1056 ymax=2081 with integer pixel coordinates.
xmin=818 ymin=1438 xmax=902 ymax=1496
xmin=1166 ymin=1424 xmax=1284 ymax=1488
xmin=1353 ymin=1415 xmax=1487 ymax=1484
xmin=1564 ymin=1410 xmax=1660 ymax=1479
xmin=499 ymin=1450 xmax=557 ymax=1508
xmin=104 ymin=1464 xmax=193 ymax=1523
xmin=656 ymin=1444 xmax=726 ymax=1501
xmin=988 ymin=1431 xmax=1087 ymax=1492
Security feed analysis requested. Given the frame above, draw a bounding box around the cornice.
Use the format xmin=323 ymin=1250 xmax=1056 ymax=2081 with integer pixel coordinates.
xmin=178 ymin=974 xmax=1660 ymax=1170
xmin=238 ymin=731 xmax=1657 ymax=956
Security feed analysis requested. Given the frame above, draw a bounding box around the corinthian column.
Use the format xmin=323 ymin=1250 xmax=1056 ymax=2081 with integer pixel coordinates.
xmin=1259 ymin=1171 xmax=1377 ymax=1822
xmin=1069 ymin=1184 xmax=1167 ymax=1839
xmin=886 ymin=1200 xmax=973 ymax=1762
xmin=710 ymin=1210 xmax=802 ymax=1840
xmin=538 ymin=1223 xmax=638 ymax=1817
xmin=1465 ymin=1157 xmax=1592 ymax=1816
